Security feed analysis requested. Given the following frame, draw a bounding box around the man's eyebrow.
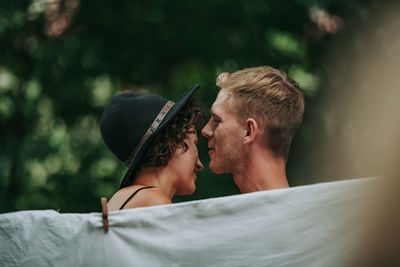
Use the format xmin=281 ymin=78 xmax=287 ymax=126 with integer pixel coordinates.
xmin=211 ymin=113 xmax=221 ymax=120
xmin=210 ymin=106 xmax=217 ymax=116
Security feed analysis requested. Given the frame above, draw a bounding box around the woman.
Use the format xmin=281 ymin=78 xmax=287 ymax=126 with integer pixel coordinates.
xmin=100 ymin=85 xmax=205 ymax=210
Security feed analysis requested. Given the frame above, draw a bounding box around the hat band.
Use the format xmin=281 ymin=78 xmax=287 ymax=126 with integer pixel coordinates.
xmin=124 ymin=100 xmax=175 ymax=166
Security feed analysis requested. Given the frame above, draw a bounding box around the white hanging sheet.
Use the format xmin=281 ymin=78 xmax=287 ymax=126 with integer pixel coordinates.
xmin=0 ymin=177 xmax=377 ymax=267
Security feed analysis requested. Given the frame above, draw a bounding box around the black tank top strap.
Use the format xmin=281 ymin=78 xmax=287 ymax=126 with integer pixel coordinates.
xmin=119 ymin=186 xmax=156 ymax=210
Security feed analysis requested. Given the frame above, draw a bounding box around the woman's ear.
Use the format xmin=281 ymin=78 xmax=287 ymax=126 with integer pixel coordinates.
xmin=243 ymin=118 xmax=258 ymax=144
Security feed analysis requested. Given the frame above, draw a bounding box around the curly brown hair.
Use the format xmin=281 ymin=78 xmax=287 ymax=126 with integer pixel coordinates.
xmin=137 ymin=98 xmax=206 ymax=171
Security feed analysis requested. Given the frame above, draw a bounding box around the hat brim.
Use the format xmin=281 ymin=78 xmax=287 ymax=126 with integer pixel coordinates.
xmin=119 ymin=84 xmax=200 ymax=189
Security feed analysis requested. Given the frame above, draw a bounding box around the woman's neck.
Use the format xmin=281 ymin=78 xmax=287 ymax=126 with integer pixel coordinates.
xmin=133 ymin=167 xmax=176 ymax=199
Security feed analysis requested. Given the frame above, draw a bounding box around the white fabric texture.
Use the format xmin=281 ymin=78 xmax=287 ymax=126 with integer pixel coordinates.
xmin=0 ymin=178 xmax=376 ymax=267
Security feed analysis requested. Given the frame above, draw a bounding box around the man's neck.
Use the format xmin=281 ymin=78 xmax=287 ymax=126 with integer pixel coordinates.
xmin=233 ymin=152 xmax=288 ymax=193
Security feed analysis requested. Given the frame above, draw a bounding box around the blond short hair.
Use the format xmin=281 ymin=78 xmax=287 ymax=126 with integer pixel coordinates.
xmin=216 ymin=66 xmax=304 ymax=159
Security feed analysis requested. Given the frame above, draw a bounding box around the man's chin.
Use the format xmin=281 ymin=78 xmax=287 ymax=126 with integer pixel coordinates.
xmin=209 ymin=163 xmax=224 ymax=174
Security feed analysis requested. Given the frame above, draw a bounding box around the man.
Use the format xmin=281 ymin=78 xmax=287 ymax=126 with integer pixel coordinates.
xmin=202 ymin=66 xmax=304 ymax=193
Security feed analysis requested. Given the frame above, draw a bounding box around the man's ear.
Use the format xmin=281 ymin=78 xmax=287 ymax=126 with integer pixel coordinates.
xmin=243 ymin=118 xmax=259 ymax=144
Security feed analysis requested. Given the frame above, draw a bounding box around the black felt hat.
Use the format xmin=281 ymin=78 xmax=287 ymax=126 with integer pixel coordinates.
xmin=100 ymin=84 xmax=200 ymax=189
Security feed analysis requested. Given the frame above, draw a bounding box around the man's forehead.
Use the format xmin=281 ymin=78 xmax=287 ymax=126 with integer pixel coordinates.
xmin=216 ymin=89 xmax=231 ymax=102
xmin=211 ymin=89 xmax=232 ymax=113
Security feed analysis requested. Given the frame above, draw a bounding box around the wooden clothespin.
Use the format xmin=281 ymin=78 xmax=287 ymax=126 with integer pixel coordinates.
xmin=101 ymin=197 xmax=109 ymax=232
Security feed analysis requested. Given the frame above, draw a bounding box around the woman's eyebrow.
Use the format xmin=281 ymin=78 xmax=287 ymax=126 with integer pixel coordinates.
xmin=186 ymin=130 xmax=199 ymax=144
xmin=186 ymin=130 xmax=197 ymax=134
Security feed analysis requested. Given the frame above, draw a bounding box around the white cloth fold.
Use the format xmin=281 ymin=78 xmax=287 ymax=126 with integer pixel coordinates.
xmin=0 ymin=178 xmax=377 ymax=267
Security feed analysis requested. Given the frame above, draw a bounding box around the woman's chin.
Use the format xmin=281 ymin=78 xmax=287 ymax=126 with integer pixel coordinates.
xmin=176 ymin=185 xmax=196 ymax=196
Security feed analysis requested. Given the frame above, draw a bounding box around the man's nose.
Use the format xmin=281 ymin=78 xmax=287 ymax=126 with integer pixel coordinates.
xmin=201 ymin=119 xmax=213 ymax=139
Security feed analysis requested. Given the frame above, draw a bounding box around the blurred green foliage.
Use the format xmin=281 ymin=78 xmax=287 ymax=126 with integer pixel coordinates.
xmin=0 ymin=0 xmax=387 ymax=212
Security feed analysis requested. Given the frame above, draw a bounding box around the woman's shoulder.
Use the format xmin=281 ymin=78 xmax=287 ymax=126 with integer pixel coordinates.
xmin=107 ymin=185 xmax=171 ymax=210
xmin=140 ymin=187 xmax=172 ymax=205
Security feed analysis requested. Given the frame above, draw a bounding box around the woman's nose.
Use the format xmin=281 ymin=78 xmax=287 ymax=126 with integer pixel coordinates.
xmin=196 ymin=158 xmax=204 ymax=171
